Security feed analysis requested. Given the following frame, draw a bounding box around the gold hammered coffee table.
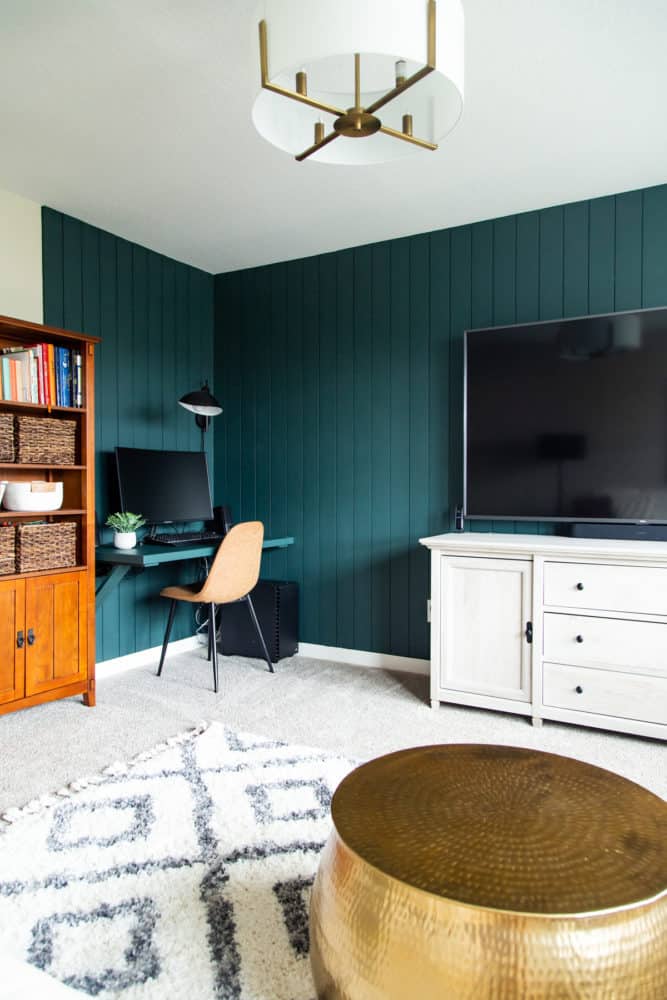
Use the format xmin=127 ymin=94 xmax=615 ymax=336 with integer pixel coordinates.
xmin=310 ymin=744 xmax=667 ymax=999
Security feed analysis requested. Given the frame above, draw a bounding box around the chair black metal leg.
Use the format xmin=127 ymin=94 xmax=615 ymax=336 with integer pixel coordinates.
xmin=209 ymin=603 xmax=219 ymax=693
xmin=157 ymin=599 xmax=177 ymax=677
xmin=245 ymin=595 xmax=274 ymax=673
xmin=207 ymin=606 xmax=212 ymax=662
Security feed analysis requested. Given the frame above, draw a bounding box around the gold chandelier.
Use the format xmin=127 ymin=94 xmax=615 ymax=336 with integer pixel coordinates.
xmin=252 ymin=0 xmax=464 ymax=166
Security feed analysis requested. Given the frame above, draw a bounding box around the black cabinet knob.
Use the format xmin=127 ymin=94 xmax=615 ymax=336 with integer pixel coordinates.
xmin=575 ymin=635 xmax=584 ymax=643
xmin=575 ymin=685 xmax=583 ymax=694
xmin=576 ymin=582 xmax=584 ymax=591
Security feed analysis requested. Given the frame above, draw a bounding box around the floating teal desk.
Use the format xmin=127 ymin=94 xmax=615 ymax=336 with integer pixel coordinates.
xmin=95 ymin=536 xmax=294 ymax=609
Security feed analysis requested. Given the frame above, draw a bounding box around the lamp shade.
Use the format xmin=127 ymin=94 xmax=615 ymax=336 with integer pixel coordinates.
xmin=252 ymin=0 xmax=464 ymax=164
xmin=178 ymin=383 xmax=222 ymax=417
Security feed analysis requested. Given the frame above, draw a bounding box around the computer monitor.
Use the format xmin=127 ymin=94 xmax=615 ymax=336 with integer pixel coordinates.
xmin=115 ymin=447 xmax=214 ymax=524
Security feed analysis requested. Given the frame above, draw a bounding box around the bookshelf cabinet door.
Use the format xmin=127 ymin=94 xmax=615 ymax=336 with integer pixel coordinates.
xmin=0 ymin=579 xmax=26 ymax=704
xmin=25 ymin=571 xmax=87 ymax=696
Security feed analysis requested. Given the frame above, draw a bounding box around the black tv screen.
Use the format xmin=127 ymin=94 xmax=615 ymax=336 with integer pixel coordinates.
xmin=464 ymin=307 xmax=667 ymax=523
xmin=115 ymin=447 xmax=213 ymax=524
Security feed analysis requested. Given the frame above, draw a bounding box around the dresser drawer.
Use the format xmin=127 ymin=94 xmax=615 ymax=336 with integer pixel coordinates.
xmin=543 ymin=561 xmax=667 ymax=616
xmin=543 ymin=662 xmax=667 ymax=726
xmin=543 ymin=613 xmax=667 ymax=676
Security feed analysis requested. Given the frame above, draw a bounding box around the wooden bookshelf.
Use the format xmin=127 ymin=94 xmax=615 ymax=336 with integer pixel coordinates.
xmin=0 ymin=313 xmax=99 ymax=716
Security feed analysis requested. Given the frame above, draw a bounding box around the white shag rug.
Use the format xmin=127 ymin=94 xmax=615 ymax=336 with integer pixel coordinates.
xmin=0 ymin=724 xmax=354 ymax=999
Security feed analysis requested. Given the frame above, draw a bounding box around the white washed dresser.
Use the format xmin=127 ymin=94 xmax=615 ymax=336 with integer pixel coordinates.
xmin=419 ymin=533 xmax=667 ymax=740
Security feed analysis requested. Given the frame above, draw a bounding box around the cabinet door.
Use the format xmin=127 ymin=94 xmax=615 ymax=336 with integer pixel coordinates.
xmin=441 ymin=556 xmax=532 ymax=702
xmin=0 ymin=579 xmax=25 ymax=704
xmin=25 ymin=571 xmax=87 ymax=697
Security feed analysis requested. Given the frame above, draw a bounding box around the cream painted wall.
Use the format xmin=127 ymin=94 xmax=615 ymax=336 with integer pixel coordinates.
xmin=0 ymin=188 xmax=43 ymax=322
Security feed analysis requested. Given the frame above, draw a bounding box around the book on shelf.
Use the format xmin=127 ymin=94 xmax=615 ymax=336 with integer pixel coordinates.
xmin=0 ymin=343 xmax=84 ymax=407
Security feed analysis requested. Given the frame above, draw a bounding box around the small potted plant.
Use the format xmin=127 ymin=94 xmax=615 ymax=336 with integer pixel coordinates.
xmin=106 ymin=511 xmax=146 ymax=550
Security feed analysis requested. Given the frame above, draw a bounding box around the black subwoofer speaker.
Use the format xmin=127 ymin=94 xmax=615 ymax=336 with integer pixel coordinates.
xmin=218 ymin=579 xmax=299 ymax=663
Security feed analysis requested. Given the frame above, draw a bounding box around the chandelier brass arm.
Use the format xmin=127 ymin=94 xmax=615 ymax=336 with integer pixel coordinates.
xmin=258 ymin=20 xmax=346 ymax=120
xmin=295 ymin=129 xmax=340 ymax=163
xmin=379 ymin=123 xmax=436 ymax=151
xmin=258 ymin=1 xmax=440 ymax=162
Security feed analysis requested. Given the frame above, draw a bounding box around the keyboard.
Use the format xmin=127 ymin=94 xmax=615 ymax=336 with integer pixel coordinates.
xmin=145 ymin=530 xmax=224 ymax=547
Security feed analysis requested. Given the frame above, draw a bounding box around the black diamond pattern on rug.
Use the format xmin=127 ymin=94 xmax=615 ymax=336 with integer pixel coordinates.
xmin=273 ymin=876 xmax=314 ymax=958
xmin=28 ymin=897 xmax=160 ymax=995
xmin=47 ymin=795 xmax=155 ymax=852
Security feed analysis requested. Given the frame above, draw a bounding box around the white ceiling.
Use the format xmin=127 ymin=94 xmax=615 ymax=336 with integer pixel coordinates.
xmin=1 ymin=0 xmax=666 ymax=275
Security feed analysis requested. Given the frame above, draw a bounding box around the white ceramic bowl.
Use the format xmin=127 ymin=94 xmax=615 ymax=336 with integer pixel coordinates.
xmin=0 ymin=481 xmax=6 ymax=506
xmin=3 ymin=481 xmax=64 ymax=512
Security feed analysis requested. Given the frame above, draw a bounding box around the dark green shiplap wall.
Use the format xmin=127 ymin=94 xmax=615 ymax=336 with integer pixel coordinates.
xmin=42 ymin=208 xmax=215 ymax=663
xmin=214 ymin=184 xmax=667 ymax=660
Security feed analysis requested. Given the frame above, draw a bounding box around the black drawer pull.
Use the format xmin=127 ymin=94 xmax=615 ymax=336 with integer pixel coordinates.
xmin=576 ymin=582 xmax=584 ymax=591
xmin=27 ymin=628 xmax=36 ymax=646
xmin=575 ymin=635 xmax=584 ymax=643
xmin=575 ymin=685 xmax=584 ymax=694
xmin=17 ymin=630 xmax=24 ymax=649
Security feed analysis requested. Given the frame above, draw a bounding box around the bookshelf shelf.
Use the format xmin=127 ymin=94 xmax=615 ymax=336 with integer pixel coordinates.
xmin=0 ymin=463 xmax=86 ymax=470
xmin=0 ymin=509 xmax=86 ymax=519
xmin=0 ymin=400 xmax=86 ymax=414
xmin=0 ymin=313 xmax=99 ymax=718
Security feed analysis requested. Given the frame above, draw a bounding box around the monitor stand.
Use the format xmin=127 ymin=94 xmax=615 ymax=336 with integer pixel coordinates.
xmin=562 ymin=523 xmax=667 ymax=542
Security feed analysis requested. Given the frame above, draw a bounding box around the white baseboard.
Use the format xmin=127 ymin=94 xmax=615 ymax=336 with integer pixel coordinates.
xmin=97 ymin=637 xmax=430 ymax=678
xmin=297 ymin=642 xmax=429 ymax=676
xmin=96 ymin=635 xmax=202 ymax=678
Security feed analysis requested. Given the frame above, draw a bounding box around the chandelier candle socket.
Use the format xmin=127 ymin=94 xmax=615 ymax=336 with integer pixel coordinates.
xmin=253 ymin=0 xmax=464 ymax=164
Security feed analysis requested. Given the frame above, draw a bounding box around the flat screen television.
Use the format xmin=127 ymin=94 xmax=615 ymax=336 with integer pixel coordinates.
xmin=464 ymin=307 xmax=667 ymax=523
xmin=115 ymin=447 xmax=213 ymax=525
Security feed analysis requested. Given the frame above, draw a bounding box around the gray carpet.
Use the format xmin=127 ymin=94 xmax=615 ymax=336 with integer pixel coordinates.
xmin=1 ymin=643 xmax=665 ymax=812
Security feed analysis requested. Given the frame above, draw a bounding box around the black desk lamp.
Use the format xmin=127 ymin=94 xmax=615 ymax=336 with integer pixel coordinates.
xmin=179 ymin=381 xmax=222 ymax=450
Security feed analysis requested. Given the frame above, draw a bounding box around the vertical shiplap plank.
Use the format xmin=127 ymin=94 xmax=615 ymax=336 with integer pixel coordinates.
xmin=588 ymin=195 xmax=616 ymax=314
xmin=408 ymin=234 xmax=430 ymax=658
xmin=449 ymin=226 xmax=472 ymax=526
xmin=515 ymin=211 xmax=540 ymax=323
xmin=132 ymin=245 xmax=152 ymax=657
xmin=302 ymin=256 xmax=320 ymax=642
xmin=493 ymin=216 xmax=517 ymax=327
xmin=429 ymin=229 xmax=450 ymax=536
xmin=174 ymin=265 xmax=189 ymax=452
xmin=539 ymin=206 xmax=564 ymax=320
xmin=563 ymin=201 xmax=589 ymax=317
xmin=370 ymin=242 xmax=391 ymax=653
xmin=614 ymin=190 xmax=643 ymax=311
xmin=318 ymin=253 xmax=338 ymax=646
xmin=62 ymin=216 xmax=83 ymax=332
xmin=239 ymin=269 xmax=257 ymax=519
xmin=285 ymin=260 xmax=304 ymax=595
xmin=255 ymin=268 xmax=272 ymax=530
xmin=216 ymin=274 xmax=242 ymax=517
xmin=336 ymin=248 xmax=355 ymax=646
xmin=352 ymin=245 xmax=372 ymax=652
xmin=270 ymin=262 xmax=288 ymax=578
xmin=389 ymin=238 xmax=411 ymax=657
xmin=41 ymin=208 xmax=65 ymax=326
xmin=160 ymin=258 xmax=177 ymax=449
xmin=471 ymin=221 xmax=493 ymax=330
xmin=116 ymin=239 xmax=135 ymax=655
xmin=641 ymin=185 xmax=667 ymax=308
xmin=98 ymin=229 xmax=119 ymax=659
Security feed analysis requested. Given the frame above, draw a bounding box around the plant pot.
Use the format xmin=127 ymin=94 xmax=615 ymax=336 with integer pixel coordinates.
xmin=113 ymin=531 xmax=137 ymax=550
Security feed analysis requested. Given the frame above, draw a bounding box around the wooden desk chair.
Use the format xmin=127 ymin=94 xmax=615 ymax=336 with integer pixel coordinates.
xmin=157 ymin=520 xmax=274 ymax=692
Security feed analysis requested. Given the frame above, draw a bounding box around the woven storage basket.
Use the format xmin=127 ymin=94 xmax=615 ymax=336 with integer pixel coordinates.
xmin=0 ymin=526 xmax=16 ymax=575
xmin=16 ymin=521 xmax=77 ymax=573
xmin=0 ymin=413 xmax=14 ymax=462
xmin=15 ymin=415 xmax=77 ymax=465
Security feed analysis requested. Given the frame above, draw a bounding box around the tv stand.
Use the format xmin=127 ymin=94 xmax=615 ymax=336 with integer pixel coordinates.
xmin=419 ymin=532 xmax=667 ymax=741
xmin=564 ymin=522 xmax=667 ymax=542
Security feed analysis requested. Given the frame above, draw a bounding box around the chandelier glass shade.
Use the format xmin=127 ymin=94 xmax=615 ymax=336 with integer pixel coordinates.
xmin=252 ymin=0 xmax=464 ymax=164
